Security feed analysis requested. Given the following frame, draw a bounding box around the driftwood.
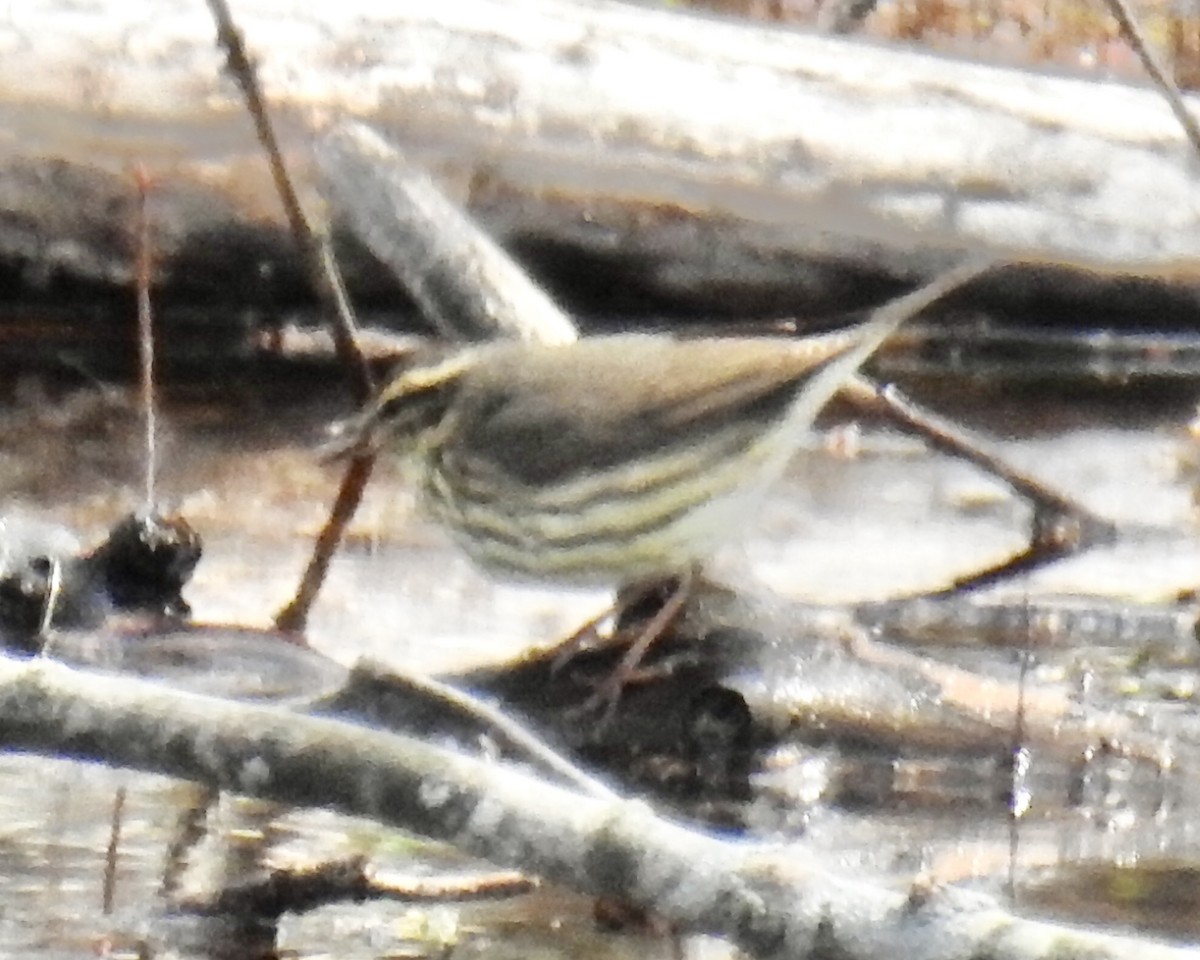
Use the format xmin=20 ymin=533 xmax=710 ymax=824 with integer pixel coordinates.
xmin=2 ymin=656 xmax=1197 ymax=960
xmin=1 ymin=0 xmax=1199 ymax=321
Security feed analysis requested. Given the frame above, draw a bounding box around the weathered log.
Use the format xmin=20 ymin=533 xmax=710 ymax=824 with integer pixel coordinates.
xmin=4 ymin=656 xmax=1197 ymax=960
xmin=0 ymin=0 xmax=1198 ymax=321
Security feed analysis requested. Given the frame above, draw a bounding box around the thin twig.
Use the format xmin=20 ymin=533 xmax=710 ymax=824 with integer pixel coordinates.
xmin=910 ymin=519 xmax=1091 ymax=597
xmin=845 ymin=374 xmax=1118 ymax=595
xmin=36 ymin=557 xmax=61 ymax=642
xmin=204 ymin=0 xmax=377 ymax=632
xmin=1099 ymin=0 xmax=1200 ymax=159
xmin=1006 ymin=646 xmax=1032 ymax=905
xmin=160 ymin=783 xmax=219 ymax=901
xmin=204 ymin=0 xmax=372 ymax=401
xmin=188 ymin=857 xmax=535 ymax=918
xmin=855 ymin=376 xmax=1109 ymax=526
xmin=102 ymin=786 xmax=127 ymax=915
xmin=133 ymin=165 xmax=157 ymax=508
xmin=354 ymin=665 xmax=619 ymax=800
xmin=274 ymin=453 xmax=374 ymax=634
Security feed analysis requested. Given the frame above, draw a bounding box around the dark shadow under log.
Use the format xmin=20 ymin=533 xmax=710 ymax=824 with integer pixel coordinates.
xmin=2 ymin=0 xmax=1200 ymax=332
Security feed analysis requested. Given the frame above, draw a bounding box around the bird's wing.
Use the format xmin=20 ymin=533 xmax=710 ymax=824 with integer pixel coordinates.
xmin=447 ymin=334 xmax=858 ymax=488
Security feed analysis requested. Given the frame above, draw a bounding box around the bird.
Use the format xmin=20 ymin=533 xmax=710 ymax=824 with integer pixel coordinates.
xmin=334 ymin=259 xmax=992 ymax=712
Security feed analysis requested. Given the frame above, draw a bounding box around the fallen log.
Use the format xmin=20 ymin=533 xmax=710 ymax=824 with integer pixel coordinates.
xmin=0 ymin=0 xmax=1198 ymax=322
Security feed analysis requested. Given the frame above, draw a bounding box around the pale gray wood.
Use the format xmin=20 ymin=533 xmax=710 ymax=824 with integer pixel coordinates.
xmin=316 ymin=122 xmax=579 ymax=344
xmin=2 ymin=656 xmax=1197 ymax=960
xmin=0 ymin=0 xmax=1196 ymax=307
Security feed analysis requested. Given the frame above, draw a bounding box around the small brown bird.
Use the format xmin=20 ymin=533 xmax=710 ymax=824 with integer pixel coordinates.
xmin=338 ymin=259 xmax=991 ymax=588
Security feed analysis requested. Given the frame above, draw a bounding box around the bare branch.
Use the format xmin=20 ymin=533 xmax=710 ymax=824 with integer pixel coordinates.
xmin=0 ymin=657 xmax=1193 ymax=960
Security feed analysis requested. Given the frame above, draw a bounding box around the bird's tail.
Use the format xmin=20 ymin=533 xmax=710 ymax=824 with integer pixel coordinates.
xmin=781 ymin=256 xmax=997 ymax=434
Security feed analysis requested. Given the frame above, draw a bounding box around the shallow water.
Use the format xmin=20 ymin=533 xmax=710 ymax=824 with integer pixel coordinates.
xmin=1 ymin=378 xmax=1199 ymax=958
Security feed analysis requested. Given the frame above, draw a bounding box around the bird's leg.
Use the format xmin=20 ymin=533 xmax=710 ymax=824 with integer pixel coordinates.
xmin=548 ymin=606 xmax=619 ymax=676
xmin=546 ymin=571 xmax=685 ymax=675
xmin=571 ymin=565 xmax=698 ymax=723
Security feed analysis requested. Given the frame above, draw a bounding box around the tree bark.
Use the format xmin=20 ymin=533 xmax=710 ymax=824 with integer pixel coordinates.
xmin=1 ymin=656 xmax=1196 ymax=960
xmin=1 ymin=0 xmax=1198 ymax=317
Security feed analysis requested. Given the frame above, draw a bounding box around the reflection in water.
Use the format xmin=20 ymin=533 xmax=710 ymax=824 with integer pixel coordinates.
xmin=2 ymin=384 xmax=1200 ymax=955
